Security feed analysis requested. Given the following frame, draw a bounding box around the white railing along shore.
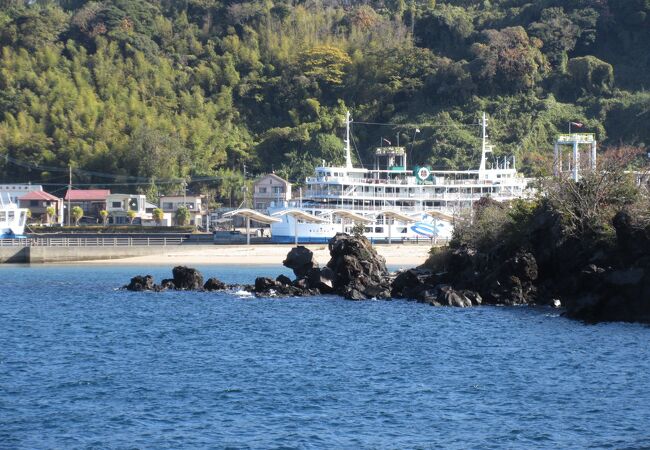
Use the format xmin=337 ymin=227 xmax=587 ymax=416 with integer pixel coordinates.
xmin=0 ymin=237 xmax=187 ymax=247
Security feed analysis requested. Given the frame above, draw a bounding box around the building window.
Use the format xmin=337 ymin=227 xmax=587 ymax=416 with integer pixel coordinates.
xmin=258 ymin=187 xmax=267 ymax=193
xmin=163 ymin=202 xmax=174 ymax=210
xmin=273 ymin=187 xmax=284 ymax=194
xmin=30 ymin=200 xmax=38 ymax=206
xmin=112 ymin=201 xmax=122 ymax=208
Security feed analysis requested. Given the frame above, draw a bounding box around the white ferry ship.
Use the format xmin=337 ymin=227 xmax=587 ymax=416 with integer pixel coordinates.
xmin=0 ymin=193 xmax=28 ymax=238
xmin=269 ymin=112 xmax=532 ymax=243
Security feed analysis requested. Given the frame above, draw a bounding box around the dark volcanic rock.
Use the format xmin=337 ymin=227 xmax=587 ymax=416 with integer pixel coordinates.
xmin=172 ymin=266 xmax=204 ymax=290
xmin=283 ymin=246 xmax=319 ymax=278
xmin=276 ymin=274 xmax=293 ymax=286
xmin=204 ymin=277 xmax=226 ymax=291
xmin=327 ymin=233 xmax=391 ymax=300
xmin=160 ymin=278 xmax=175 ymax=290
xmin=254 ymin=277 xmax=277 ymax=293
xmin=254 ymin=276 xmax=317 ymax=297
xmin=125 ymin=275 xmax=156 ymax=291
xmin=307 ymin=266 xmax=336 ymax=293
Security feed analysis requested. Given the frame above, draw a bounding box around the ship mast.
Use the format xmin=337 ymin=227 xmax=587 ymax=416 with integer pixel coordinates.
xmin=478 ymin=112 xmax=492 ymax=176
xmin=345 ymin=111 xmax=353 ymax=169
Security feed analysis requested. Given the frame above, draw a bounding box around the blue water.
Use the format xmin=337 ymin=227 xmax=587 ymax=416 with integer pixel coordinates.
xmin=1 ymin=265 xmax=650 ymax=449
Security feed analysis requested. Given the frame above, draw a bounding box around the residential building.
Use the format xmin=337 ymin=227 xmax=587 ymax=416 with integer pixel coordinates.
xmin=253 ymin=173 xmax=291 ymax=211
xmin=0 ymin=184 xmax=44 ymax=203
xmin=64 ymin=189 xmax=111 ymax=223
xmin=106 ymin=193 xmax=151 ymax=225
xmin=18 ymin=191 xmax=64 ymax=225
xmin=159 ymin=194 xmax=207 ymax=227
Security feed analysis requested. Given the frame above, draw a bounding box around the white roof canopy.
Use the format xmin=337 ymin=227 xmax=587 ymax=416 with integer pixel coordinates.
xmin=222 ymin=208 xmax=281 ymax=224
xmin=331 ymin=210 xmax=374 ymax=224
xmin=271 ymin=209 xmax=328 ymax=223
xmin=375 ymin=210 xmax=417 ymax=223
xmin=424 ymin=210 xmax=455 ymax=221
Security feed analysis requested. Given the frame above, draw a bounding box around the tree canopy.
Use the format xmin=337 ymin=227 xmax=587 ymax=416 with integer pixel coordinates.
xmin=0 ymin=0 xmax=648 ymax=199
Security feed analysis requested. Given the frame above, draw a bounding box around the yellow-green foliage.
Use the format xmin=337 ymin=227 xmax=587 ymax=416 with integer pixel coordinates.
xmin=0 ymin=0 xmax=647 ymax=199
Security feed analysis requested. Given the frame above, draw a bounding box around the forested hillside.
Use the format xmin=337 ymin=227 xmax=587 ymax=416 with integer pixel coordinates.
xmin=0 ymin=0 xmax=648 ymax=203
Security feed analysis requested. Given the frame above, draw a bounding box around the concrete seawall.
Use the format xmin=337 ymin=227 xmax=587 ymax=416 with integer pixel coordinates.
xmin=0 ymin=246 xmax=170 ymax=264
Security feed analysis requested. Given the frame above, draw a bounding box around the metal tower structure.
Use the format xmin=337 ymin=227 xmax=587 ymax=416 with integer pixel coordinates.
xmin=554 ymin=133 xmax=597 ymax=181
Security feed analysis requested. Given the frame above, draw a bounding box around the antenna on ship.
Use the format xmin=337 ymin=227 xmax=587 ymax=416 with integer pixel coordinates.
xmin=479 ymin=112 xmax=492 ymax=176
xmin=345 ymin=111 xmax=353 ymax=169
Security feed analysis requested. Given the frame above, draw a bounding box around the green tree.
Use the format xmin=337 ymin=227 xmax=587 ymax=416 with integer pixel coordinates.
xmin=175 ymin=205 xmax=190 ymax=226
xmin=299 ymin=45 xmax=352 ymax=88
xmin=415 ymin=4 xmax=474 ymax=58
xmin=470 ymin=27 xmax=549 ymax=93
xmin=46 ymin=206 xmax=56 ymax=224
xmin=567 ymin=56 xmax=614 ymax=95
xmin=71 ymin=206 xmax=84 ymax=226
xmin=152 ymin=207 xmax=164 ymax=225
xmin=528 ymin=8 xmax=579 ymax=69
xmin=99 ymin=209 xmax=109 ymax=225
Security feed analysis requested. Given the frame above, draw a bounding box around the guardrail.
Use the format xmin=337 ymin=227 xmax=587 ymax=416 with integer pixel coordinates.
xmin=0 ymin=237 xmax=186 ymax=247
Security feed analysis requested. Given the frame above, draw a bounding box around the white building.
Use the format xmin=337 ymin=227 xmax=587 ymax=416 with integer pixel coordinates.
xmin=0 ymin=184 xmax=44 ymax=203
xmin=159 ymin=194 xmax=207 ymax=227
xmin=106 ymin=193 xmax=151 ymax=225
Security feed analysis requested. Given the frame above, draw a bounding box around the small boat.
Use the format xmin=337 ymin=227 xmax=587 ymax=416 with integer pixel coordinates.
xmin=0 ymin=193 xmax=28 ymax=238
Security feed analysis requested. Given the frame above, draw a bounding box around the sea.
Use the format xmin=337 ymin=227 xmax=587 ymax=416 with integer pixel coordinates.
xmin=1 ymin=264 xmax=649 ymax=449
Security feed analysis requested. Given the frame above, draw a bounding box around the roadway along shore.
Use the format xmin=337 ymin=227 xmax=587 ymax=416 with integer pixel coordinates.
xmin=79 ymin=244 xmax=433 ymax=268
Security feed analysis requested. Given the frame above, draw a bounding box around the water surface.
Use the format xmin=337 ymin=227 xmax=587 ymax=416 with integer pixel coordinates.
xmin=1 ymin=265 xmax=649 ymax=449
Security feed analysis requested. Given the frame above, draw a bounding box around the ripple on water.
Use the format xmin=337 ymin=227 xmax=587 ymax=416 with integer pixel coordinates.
xmin=0 ymin=264 xmax=649 ymax=449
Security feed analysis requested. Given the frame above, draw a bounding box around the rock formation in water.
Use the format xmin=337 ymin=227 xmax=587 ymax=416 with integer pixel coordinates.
xmin=125 ymin=274 xmax=156 ymax=292
xmin=254 ymin=233 xmax=391 ymax=299
xmin=392 ymin=207 xmax=650 ymax=324
xmin=124 ymin=266 xmax=227 ymax=292
xmin=326 ymin=233 xmax=391 ymax=299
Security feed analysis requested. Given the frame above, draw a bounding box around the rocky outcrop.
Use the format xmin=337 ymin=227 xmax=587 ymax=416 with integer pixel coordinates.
xmin=283 ymin=246 xmax=319 ymax=278
xmin=253 ymin=276 xmax=319 ymax=297
xmin=392 ymin=207 xmax=650 ymax=323
xmin=124 ymin=267 xmax=227 ymax=292
xmin=125 ymin=275 xmax=156 ymax=291
xmin=253 ymin=233 xmax=391 ymax=299
xmin=326 ymin=233 xmax=391 ymax=300
xmin=172 ymin=266 xmax=204 ymax=290
xmin=204 ymin=277 xmax=226 ymax=291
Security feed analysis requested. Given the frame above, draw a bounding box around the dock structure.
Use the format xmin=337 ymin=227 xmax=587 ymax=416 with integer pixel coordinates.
xmin=554 ymin=133 xmax=597 ymax=181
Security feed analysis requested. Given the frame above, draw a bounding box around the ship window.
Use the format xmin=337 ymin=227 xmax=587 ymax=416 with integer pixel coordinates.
xmin=8 ymin=211 xmax=14 ymax=220
xmin=364 ymin=227 xmax=373 ymax=233
xmin=399 ymin=227 xmax=407 ymax=233
xmin=0 ymin=212 xmax=5 ymax=221
xmin=375 ymin=227 xmax=383 ymax=233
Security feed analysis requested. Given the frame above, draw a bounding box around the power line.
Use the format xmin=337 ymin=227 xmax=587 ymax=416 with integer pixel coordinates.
xmin=1 ymin=154 xmax=226 ymax=184
xmin=354 ymin=121 xmax=480 ymax=128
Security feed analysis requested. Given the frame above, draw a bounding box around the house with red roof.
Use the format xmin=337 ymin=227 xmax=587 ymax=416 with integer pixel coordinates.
xmin=18 ymin=190 xmax=65 ymax=225
xmin=64 ymin=189 xmax=111 ymax=224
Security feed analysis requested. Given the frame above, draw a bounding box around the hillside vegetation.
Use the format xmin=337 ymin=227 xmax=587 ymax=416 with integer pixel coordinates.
xmin=0 ymin=0 xmax=648 ymax=203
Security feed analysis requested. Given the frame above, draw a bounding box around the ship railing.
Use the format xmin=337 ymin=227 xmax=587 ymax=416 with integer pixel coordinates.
xmin=0 ymin=237 xmax=187 ymax=247
xmin=306 ymin=191 xmax=524 ymax=201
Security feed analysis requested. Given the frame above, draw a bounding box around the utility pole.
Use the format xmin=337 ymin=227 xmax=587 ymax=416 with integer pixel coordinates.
xmin=67 ymin=165 xmax=71 ymax=226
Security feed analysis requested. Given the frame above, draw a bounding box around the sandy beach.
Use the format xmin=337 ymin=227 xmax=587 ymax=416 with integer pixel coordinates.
xmin=81 ymin=243 xmax=432 ymax=268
